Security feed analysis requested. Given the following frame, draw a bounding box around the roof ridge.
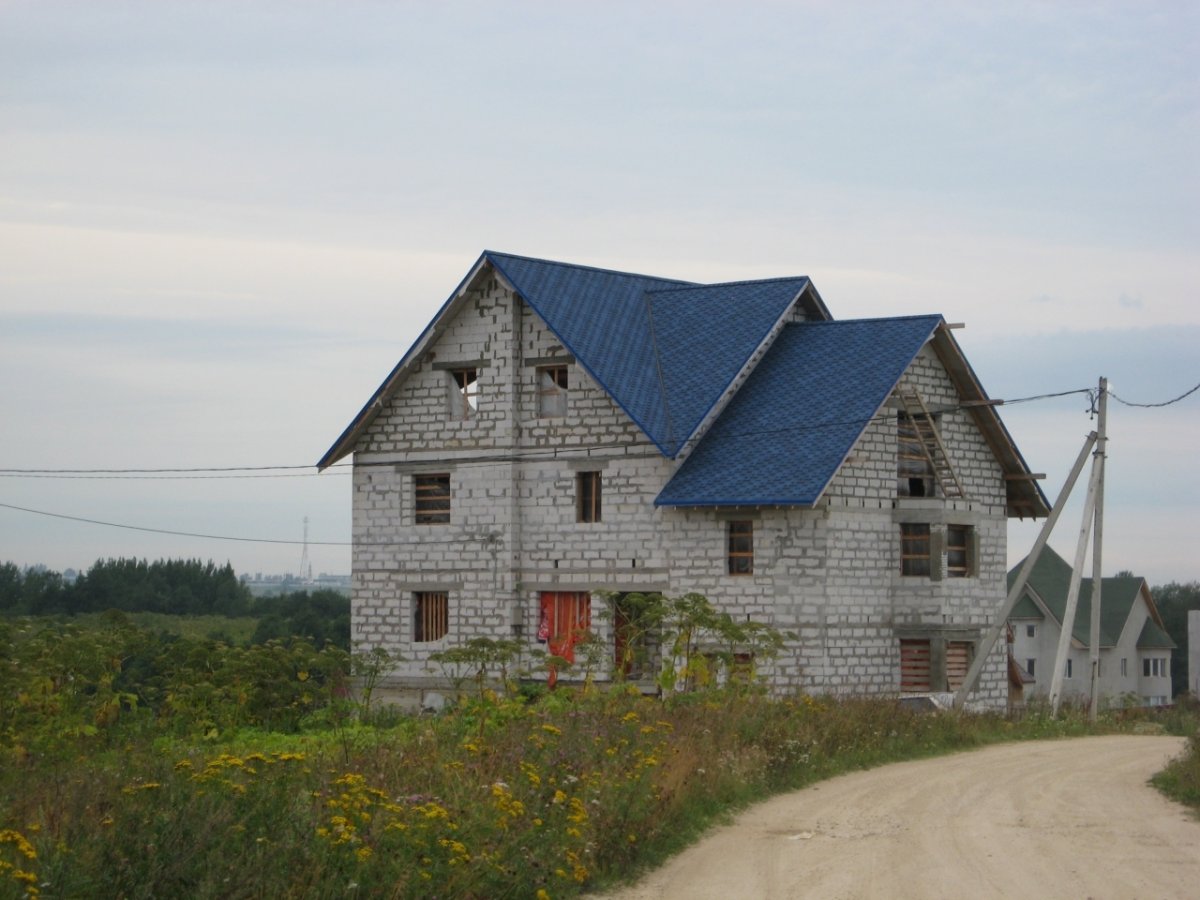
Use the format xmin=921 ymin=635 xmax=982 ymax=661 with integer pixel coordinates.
xmin=647 ymin=275 xmax=811 ymax=295
xmin=786 ymin=313 xmax=944 ymax=327
xmin=483 ymin=250 xmax=696 ymax=287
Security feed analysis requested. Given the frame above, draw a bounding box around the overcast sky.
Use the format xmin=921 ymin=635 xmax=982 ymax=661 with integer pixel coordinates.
xmin=1 ymin=1 xmax=1197 ymax=584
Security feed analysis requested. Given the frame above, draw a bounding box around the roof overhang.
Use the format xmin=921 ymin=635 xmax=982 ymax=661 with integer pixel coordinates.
xmin=928 ymin=324 xmax=1051 ymax=518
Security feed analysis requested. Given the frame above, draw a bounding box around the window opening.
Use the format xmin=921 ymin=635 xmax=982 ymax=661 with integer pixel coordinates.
xmin=897 ymin=413 xmax=936 ymax=497
xmin=450 ymin=368 xmax=478 ymax=420
xmin=576 ymin=471 xmax=602 ymax=523
xmin=1027 ymin=658 xmax=1036 ymax=678
xmin=946 ymin=641 xmax=973 ymax=691
xmin=946 ymin=524 xmax=972 ymax=577
xmin=900 ymin=523 xmax=931 ymax=576
xmin=1026 ymin=624 xmax=1036 ymax=638
xmin=539 ymin=591 xmax=590 ymax=687
xmin=900 ymin=639 xmax=932 ymax=691
xmin=414 ymin=474 xmax=451 ymax=524
xmin=727 ymin=520 xmax=754 ymax=575
xmin=537 ymin=365 xmax=569 ymax=417
xmin=414 ymin=592 xmax=449 ymax=642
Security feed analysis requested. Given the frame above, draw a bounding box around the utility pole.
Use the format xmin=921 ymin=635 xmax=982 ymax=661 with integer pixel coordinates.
xmin=1049 ymin=378 xmax=1107 ymax=716
xmin=300 ymin=515 xmax=312 ymax=584
xmin=952 ymin=433 xmax=1097 ymax=710
xmin=1088 ymin=378 xmax=1107 ymax=721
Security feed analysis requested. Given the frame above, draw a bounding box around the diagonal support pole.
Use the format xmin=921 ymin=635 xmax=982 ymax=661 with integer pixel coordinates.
xmin=952 ymin=431 xmax=1097 ymax=710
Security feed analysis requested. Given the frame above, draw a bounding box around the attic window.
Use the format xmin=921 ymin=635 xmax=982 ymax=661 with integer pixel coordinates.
xmin=897 ymin=413 xmax=937 ymax=497
xmin=538 ymin=365 xmax=569 ymax=417
xmin=449 ymin=368 xmax=478 ymax=420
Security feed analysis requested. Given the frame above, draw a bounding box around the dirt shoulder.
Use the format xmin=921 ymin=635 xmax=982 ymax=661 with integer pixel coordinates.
xmin=597 ymin=735 xmax=1198 ymax=900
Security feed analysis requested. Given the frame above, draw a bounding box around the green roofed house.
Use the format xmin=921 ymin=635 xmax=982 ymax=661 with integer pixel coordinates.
xmin=1006 ymin=546 xmax=1174 ymax=707
xmin=320 ymin=251 xmax=1050 ymax=707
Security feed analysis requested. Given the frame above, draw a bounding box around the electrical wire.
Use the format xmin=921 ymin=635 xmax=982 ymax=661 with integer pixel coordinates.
xmin=0 ymin=387 xmax=1097 ymax=481
xmin=1109 ymin=381 xmax=1200 ymax=408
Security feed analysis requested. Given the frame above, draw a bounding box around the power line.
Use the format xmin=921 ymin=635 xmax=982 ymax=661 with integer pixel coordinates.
xmin=0 ymin=500 xmax=493 ymax=548
xmin=0 ymin=501 xmax=350 ymax=546
xmin=0 ymin=387 xmax=1098 ymax=480
xmin=1109 ymin=380 xmax=1200 ymax=408
xmin=0 ymin=465 xmax=350 ymax=480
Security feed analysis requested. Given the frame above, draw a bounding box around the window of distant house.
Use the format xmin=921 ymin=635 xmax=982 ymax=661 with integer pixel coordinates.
xmin=897 ymin=413 xmax=937 ymax=497
xmin=576 ymin=471 xmax=602 ymax=523
xmin=946 ymin=524 xmax=973 ymax=578
xmin=1121 ymin=657 xmax=1127 ymax=677
xmin=1027 ymin=658 xmax=1036 ymax=678
xmin=1026 ymin=624 xmax=1036 ymax=638
xmin=449 ymin=368 xmax=479 ymax=420
xmin=1066 ymin=658 xmax=1073 ymax=678
xmin=1143 ymin=657 xmax=1166 ymax=677
xmin=727 ymin=521 xmax=754 ymax=575
xmin=900 ymin=523 xmax=931 ymax=576
xmin=537 ymin=365 xmax=569 ymax=417
xmin=414 ymin=474 xmax=451 ymax=524
xmin=414 ymin=591 xmax=449 ymax=642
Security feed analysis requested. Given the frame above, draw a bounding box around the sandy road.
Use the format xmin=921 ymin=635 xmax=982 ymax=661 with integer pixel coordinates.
xmin=599 ymin=735 xmax=1199 ymax=900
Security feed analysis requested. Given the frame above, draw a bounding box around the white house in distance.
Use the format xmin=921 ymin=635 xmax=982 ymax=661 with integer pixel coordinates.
xmin=1007 ymin=546 xmax=1175 ymax=706
xmin=318 ymin=251 xmax=1049 ymax=706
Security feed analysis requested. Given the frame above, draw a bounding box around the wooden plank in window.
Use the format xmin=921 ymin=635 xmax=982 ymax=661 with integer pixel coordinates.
xmin=946 ymin=641 xmax=972 ymax=690
xmin=900 ymin=639 xmax=932 ymax=691
xmin=728 ymin=520 xmax=754 ymax=575
xmin=414 ymin=591 xmax=449 ymax=642
xmin=415 ymin=474 xmax=451 ymax=524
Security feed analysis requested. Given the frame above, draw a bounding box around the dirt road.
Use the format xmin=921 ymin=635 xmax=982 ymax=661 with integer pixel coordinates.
xmin=600 ymin=735 xmax=1199 ymax=900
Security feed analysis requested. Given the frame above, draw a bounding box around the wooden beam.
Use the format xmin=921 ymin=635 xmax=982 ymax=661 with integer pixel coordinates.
xmin=1006 ymin=473 xmax=1047 ymax=480
xmin=944 ymin=322 xmax=966 ymax=329
xmin=961 ymin=399 xmax=1004 ymax=408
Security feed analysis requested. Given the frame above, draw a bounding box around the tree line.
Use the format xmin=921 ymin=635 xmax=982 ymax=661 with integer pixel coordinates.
xmin=0 ymin=558 xmax=350 ymax=650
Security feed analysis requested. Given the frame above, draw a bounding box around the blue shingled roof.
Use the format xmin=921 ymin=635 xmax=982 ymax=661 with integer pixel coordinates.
xmin=487 ymin=252 xmax=810 ymax=457
xmin=655 ymin=316 xmax=943 ymax=506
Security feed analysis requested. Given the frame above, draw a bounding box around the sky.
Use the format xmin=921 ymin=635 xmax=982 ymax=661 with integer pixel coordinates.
xmin=1 ymin=1 xmax=1197 ymax=585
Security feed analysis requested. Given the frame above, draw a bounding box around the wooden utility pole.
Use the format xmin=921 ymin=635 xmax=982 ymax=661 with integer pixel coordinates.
xmin=1088 ymin=378 xmax=1107 ymax=721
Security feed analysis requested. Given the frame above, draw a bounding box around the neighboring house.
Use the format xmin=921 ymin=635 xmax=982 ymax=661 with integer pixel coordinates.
xmin=319 ymin=251 xmax=1048 ymax=706
xmin=1007 ymin=546 xmax=1175 ymax=706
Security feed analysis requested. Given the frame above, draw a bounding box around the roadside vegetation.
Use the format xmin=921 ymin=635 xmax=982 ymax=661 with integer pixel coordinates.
xmin=1 ymin=601 xmax=1196 ymax=899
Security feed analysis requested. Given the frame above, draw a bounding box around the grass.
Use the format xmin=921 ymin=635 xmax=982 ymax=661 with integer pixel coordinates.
xmin=1150 ymin=697 xmax=1200 ymax=817
xmin=123 ymin=612 xmax=260 ymax=644
xmin=3 ymin=685 xmax=1194 ymax=899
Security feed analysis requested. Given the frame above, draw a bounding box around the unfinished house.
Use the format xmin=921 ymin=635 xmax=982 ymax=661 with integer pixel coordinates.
xmin=318 ymin=251 xmax=1049 ymax=706
xmin=1007 ymin=546 xmax=1175 ymax=706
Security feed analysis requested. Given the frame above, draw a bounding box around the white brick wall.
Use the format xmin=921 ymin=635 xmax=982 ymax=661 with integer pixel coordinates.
xmin=348 ymin=285 xmax=1011 ymax=707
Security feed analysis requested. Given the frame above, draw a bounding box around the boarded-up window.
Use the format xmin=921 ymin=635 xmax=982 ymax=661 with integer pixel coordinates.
xmin=900 ymin=523 xmax=931 ymax=576
xmin=900 ymin=639 xmax=931 ymax=691
xmin=449 ymin=368 xmax=478 ymax=420
xmin=946 ymin=525 xmax=974 ymax=578
xmin=414 ymin=592 xmax=448 ymax=642
xmin=538 ymin=365 xmax=569 ymax=417
xmin=897 ymin=413 xmax=936 ymax=497
xmin=946 ymin=641 xmax=972 ymax=690
xmin=414 ymin=474 xmax=451 ymax=524
xmin=727 ymin=520 xmax=754 ymax=575
xmin=576 ymin=471 xmax=602 ymax=523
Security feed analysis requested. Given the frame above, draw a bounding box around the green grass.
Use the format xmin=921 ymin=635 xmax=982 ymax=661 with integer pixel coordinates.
xmin=4 ymin=686 xmax=1193 ymax=899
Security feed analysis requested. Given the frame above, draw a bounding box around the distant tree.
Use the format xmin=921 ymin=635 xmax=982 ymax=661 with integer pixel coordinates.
xmin=250 ymin=589 xmax=350 ymax=650
xmin=1152 ymin=581 xmax=1200 ymax=696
